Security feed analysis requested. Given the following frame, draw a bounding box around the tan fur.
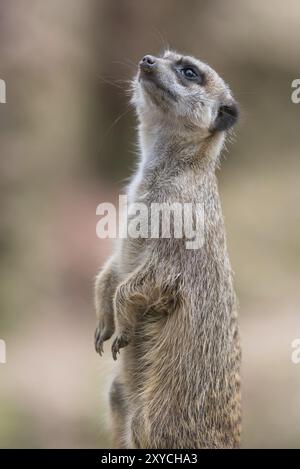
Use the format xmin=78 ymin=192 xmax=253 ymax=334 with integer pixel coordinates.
xmin=95 ymin=51 xmax=241 ymax=448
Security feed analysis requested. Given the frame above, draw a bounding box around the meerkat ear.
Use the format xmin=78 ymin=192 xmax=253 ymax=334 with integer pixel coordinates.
xmin=212 ymin=101 xmax=239 ymax=132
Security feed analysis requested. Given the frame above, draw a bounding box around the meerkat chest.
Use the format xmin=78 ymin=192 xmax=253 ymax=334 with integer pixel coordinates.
xmin=129 ymin=166 xmax=205 ymax=206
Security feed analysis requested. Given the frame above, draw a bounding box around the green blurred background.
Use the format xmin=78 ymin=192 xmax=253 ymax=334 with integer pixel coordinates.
xmin=0 ymin=0 xmax=300 ymax=448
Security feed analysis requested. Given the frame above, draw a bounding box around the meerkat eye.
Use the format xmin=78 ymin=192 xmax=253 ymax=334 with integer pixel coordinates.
xmin=182 ymin=67 xmax=197 ymax=79
xmin=178 ymin=64 xmax=204 ymax=84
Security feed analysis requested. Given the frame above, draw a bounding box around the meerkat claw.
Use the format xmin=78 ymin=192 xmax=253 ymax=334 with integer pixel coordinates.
xmin=95 ymin=322 xmax=115 ymax=356
xmin=112 ymin=335 xmax=129 ymax=361
xmin=94 ymin=327 xmax=104 ymax=356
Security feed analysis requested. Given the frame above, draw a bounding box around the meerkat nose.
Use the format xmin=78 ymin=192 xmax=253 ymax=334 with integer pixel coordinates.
xmin=142 ymin=55 xmax=156 ymax=65
xmin=139 ymin=55 xmax=156 ymax=72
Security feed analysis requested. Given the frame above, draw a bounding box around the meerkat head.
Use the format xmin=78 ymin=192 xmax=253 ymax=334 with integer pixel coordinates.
xmin=131 ymin=50 xmax=239 ymax=137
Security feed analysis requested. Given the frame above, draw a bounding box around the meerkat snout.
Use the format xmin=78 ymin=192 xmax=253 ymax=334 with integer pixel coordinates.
xmin=132 ymin=50 xmax=239 ymax=136
xmin=139 ymin=55 xmax=156 ymax=70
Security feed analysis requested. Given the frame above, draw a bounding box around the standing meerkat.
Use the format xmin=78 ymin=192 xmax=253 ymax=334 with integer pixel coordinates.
xmin=95 ymin=50 xmax=241 ymax=449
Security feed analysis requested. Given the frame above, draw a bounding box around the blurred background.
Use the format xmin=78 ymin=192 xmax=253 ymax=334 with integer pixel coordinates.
xmin=0 ymin=0 xmax=300 ymax=448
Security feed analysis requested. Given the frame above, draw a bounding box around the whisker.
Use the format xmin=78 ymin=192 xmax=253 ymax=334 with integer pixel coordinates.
xmin=112 ymin=60 xmax=137 ymax=71
xmin=97 ymin=75 xmax=124 ymax=90
xmin=151 ymin=26 xmax=170 ymax=53
xmin=99 ymin=106 xmax=132 ymax=149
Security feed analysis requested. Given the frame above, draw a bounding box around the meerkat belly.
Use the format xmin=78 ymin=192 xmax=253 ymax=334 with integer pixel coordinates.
xmin=122 ymin=297 xmax=239 ymax=447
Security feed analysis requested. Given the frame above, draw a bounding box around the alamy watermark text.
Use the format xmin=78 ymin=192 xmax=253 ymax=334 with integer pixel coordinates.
xmin=96 ymin=195 xmax=205 ymax=250
xmin=0 ymin=79 xmax=6 ymax=103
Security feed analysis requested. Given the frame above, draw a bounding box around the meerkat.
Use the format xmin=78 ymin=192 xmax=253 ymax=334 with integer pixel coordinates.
xmin=95 ymin=50 xmax=241 ymax=449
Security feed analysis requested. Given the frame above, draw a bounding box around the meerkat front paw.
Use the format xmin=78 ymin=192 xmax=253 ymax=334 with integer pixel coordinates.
xmin=111 ymin=334 xmax=130 ymax=361
xmin=94 ymin=320 xmax=114 ymax=356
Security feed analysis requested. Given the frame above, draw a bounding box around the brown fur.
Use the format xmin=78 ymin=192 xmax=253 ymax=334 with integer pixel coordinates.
xmin=95 ymin=51 xmax=241 ymax=448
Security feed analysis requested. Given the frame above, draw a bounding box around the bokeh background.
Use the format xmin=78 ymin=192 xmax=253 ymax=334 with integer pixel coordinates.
xmin=0 ymin=0 xmax=300 ymax=448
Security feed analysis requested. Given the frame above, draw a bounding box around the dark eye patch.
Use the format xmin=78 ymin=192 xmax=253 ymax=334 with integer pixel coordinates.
xmin=175 ymin=59 xmax=205 ymax=85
